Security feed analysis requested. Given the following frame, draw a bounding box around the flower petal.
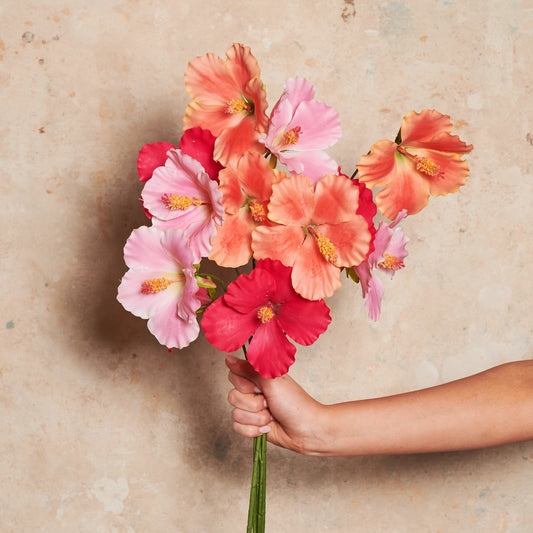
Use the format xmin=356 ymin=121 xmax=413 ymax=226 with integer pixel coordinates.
xmin=122 ymin=226 xmax=177 ymax=271
xmin=320 ymin=217 xmax=371 ymax=267
xmin=252 ymin=224 xmax=305 ymax=267
xmin=267 ymin=175 xmax=315 ymax=226
xmin=246 ymin=319 xmax=296 ymax=378
xmin=356 ymin=139 xmax=398 ymax=188
xmin=312 ymin=174 xmax=359 ymax=225
xmin=281 ymin=149 xmax=338 ymax=183
xmin=179 ymin=127 xmax=223 ymax=182
xmin=224 ymin=267 xmax=276 ymax=314
xmin=213 ymin=117 xmax=264 ymax=167
xmin=202 ymin=297 xmax=257 ymax=352
xmin=137 ymin=142 xmax=175 ymax=182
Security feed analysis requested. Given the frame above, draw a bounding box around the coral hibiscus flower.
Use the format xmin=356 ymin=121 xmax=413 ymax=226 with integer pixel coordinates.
xmin=209 ymin=151 xmax=286 ymax=268
xmin=184 ymin=43 xmax=269 ymax=167
xmin=201 ymin=259 xmax=331 ymax=378
xmin=252 ymin=174 xmax=372 ymax=300
xmin=117 ymin=226 xmax=205 ymax=349
xmin=141 ymin=148 xmax=224 ymax=258
xmin=357 ymin=110 xmax=473 ymax=219
xmin=261 ymin=77 xmax=341 ymax=183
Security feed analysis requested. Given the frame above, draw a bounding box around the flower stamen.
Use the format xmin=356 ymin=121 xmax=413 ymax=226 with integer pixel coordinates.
xmin=141 ymin=277 xmax=175 ymax=294
xmin=257 ymin=305 xmax=275 ymax=323
xmin=378 ymin=254 xmax=405 ymax=271
xmin=227 ymin=98 xmax=253 ymax=115
xmin=249 ymin=201 xmax=268 ymax=223
xmin=282 ymin=126 xmax=301 ymax=146
xmin=397 ymin=146 xmax=444 ymax=179
xmin=162 ymin=193 xmax=202 ymax=210
xmin=308 ymin=226 xmax=338 ymax=264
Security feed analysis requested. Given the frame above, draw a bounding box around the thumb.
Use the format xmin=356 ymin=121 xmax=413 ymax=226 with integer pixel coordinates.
xmin=225 ymin=354 xmax=269 ymax=391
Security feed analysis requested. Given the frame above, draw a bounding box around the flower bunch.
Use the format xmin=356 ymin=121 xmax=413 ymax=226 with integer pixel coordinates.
xmin=116 ymin=43 xmax=472 ymax=532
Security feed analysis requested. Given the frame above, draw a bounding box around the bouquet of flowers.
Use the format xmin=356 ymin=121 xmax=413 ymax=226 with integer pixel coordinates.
xmin=117 ymin=43 xmax=473 ymax=532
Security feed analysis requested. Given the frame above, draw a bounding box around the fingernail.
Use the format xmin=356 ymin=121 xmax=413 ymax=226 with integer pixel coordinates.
xmin=259 ymin=425 xmax=271 ymax=434
xmin=225 ymin=354 xmax=238 ymax=364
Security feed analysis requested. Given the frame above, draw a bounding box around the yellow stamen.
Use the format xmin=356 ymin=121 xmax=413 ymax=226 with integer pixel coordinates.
xmin=141 ymin=277 xmax=173 ymax=294
xmin=378 ymin=254 xmax=405 ymax=271
xmin=257 ymin=305 xmax=275 ymax=324
xmin=162 ymin=193 xmax=202 ymax=210
xmin=227 ymin=98 xmax=252 ymax=115
xmin=282 ymin=126 xmax=301 ymax=146
xmin=416 ymin=157 xmax=441 ymax=177
xmin=249 ymin=201 xmax=267 ymax=223
xmin=308 ymin=227 xmax=338 ymax=264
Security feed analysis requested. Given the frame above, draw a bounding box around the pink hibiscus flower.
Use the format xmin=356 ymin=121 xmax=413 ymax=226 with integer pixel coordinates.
xmin=252 ymin=174 xmax=371 ymax=300
xmin=354 ymin=211 xmax=409 ymax=321
xmin=260 ymin=77 xmax=341 ymax=183
xmin=209 ymin=151 xmax=286 ymax=268
xmin=357 ymin=109 xmax=473 ymax=220
xmin=141 ymin=148 xmax=224 ymax=258
xmin=117 ymin=226 xmax=205 ymax=349
xmin=201 ymin=259 xmax=331 ymax=378
xmin=184 ymin=43 xmax=269 ymax=167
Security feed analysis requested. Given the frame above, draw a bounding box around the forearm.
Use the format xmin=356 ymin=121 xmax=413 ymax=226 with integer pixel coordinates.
xmin=312 ymin=360 xmax=533 ymax=456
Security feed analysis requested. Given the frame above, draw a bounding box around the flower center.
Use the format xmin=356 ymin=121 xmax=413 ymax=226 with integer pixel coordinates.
xmin=227 ymin=98 xmax=253 ymax=115
xmin=308 ymin=226 xmax=338 ymax=264
xmin=249 ymin=201 xmax=267 ymax=223
xmin=162 ymin=193 xmax=202 ymax=210
xmin=141 ymin=277 xmax=175 ymax=294
xmin=257 ymin=305 xmax=275 ymax=323
xmin=378 ymin=254 xmax=405 ymax=271
xmin=416 ymin=157 xmax=441 ymax=177
xmin=282 ymin=126 xmax=301 ymax=146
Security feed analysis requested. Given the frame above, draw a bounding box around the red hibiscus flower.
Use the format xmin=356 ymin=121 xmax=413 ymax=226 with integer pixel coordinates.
xmin=201 ymin=259 xmax=331 ymax=378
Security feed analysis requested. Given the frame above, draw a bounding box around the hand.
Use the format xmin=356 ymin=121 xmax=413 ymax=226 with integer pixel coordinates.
xmin=225 ymin=355 xmax=330 ymax=455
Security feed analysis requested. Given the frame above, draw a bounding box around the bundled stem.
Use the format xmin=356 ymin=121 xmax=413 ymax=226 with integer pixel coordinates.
xmin=247 ymin=433 xmax=267 ymax=532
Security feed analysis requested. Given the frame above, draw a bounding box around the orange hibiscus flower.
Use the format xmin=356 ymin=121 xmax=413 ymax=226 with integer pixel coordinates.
xmin=357 ymin=110 xmax=473 ymax=219
xmin=184 ymin=43 xmax=269 ymax=167
xmin=209 ymin=151 xmax=285 ymax=268
xmin=252 ymin=174 xmax=371 ymax=300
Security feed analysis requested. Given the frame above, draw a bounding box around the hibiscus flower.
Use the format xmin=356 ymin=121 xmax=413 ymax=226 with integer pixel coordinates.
xmin=357 ymin=109 xmax=473 ymax=219
xmin=201 ymin=259 xmax=331 ymax=378
xmin=141 ymin=148 xmax=224 ymax=258
xmin=354 ymin=210 xmax=409 ymax=321
xmin=209 ymin=151 xmax=286 ymax=268
xmin=260 ymin=77 xmax=341 ymax=183
xmin=117 ymin=226 xmax=205 ymax=349
xmin=252 ymin=174 xmax=371 ymax=300
xmin=184 ymin=43 xmax=269 ymax=167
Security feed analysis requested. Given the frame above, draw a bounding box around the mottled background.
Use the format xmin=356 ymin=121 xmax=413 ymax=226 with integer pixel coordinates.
xmin=1 ymin=1 xmax=532 ymax=531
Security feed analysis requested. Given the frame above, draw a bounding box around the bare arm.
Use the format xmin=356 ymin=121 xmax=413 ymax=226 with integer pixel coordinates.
xmin=226 ymin=355 xmax=533 ymax=456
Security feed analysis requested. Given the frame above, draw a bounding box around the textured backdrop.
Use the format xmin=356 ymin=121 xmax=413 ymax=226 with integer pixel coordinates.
xmin=1 ymin=1 xmax=532 ymax=531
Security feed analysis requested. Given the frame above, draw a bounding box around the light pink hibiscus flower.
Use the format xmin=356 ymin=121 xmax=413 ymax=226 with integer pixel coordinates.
xmin=260 ymin=77 xmax=341 ymax=183
xmin=354 ymin=210 xmax=409 ymax=321
xmin=141 ymin=148 xmax=224 ymax=259
xmin=117 ymin=226 xmax=207 ymax=349
xmin=201 ymin=259 xmax=331 ymax=378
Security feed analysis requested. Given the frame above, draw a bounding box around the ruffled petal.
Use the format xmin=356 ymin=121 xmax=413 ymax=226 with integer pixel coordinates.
xmin=201 ymin=297 xmax=258 ymax=352
xmin=225 ymin=43 xmax=262 ymax=95
xmin=238 ymin=151 xmax=279 ymax=201
xmin=213 ymin=117 xmax=264 ymax=167
xmin=252 ymin=224 xmax=305 ymax=267
xmin=319 ymin=217 xmax=371 ymax=267
xmin=291 ymin=235 xmax=341 ymax=300
xmin=178 ymin=127 xmax=223 ymax=182
xmin=356 ymin=139 xmax=398 ymax=188
xmin=137 ymin=142 xmax=175 ymax=182
xmin=209 ymin=209 xmax=255 ymax=267
xmin=224 ymin=267 xmax=275 ymax=314
xmin=281 ymin=149 xmax=338 ymax=183
xmin=374 ymin=160 xmax=430 ymax=219
xmin=277 ymin=296 xmax=331 ymax=346
xmin=267 ymin=175 xmax=314 ymax=226
xmin=312 ymin=174 xmax=359 ymax=225
xmin=246 ymin=319 xmax=296 ymax=378
xmin=122 ymin=226 xmax=177 ymax=271
xmin=283 ymin=77 xmax=315 ymax=107
xmin=363 ymin=273 xmax=384 ymax=322
xmin=183 ymin=101 xmax=242 ymax=136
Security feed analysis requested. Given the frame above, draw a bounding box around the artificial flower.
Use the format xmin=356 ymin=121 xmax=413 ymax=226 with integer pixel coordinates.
xmin=260 ymin=77 xmax=341 ymax=183
xmin=357 ymin=109 xmax=473 ymax=219
xmin=209 ymin=151 xmax=286 ymax=268
xmin=178 ymin=126 xmax=224 ymax=182
xmin=252 ymin=174 xmax=371 ymax=300
xmin=354 ymin=210 xmax=409 ymax=321
xmin=141 ymin=148 xmax=224 ymax=258
xmin=117 ymin=226 xmax=204 ymax=349
xmin=137 ymin=142 xmax=175 ymax=182
xmin=201 ymin=259 xmax=331 ymax=378
xmin=184 ymin=43 xmax=269 ymax=167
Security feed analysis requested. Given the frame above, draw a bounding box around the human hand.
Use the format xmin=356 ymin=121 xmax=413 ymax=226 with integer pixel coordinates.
xmin=225 ymin=354 xmax=331 ymax=455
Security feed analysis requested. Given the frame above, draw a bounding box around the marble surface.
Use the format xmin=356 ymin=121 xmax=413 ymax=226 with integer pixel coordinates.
xmin=1 ymin=1 xmax=532 ymax=531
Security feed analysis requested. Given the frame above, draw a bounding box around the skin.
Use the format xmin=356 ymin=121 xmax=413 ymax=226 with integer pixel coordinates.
xmin=226 ymin=355 xmax=533 ymax=456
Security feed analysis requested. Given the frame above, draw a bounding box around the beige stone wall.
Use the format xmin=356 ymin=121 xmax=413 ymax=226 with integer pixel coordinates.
xmin=1 ymin=1 xmax=532 ymax=531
